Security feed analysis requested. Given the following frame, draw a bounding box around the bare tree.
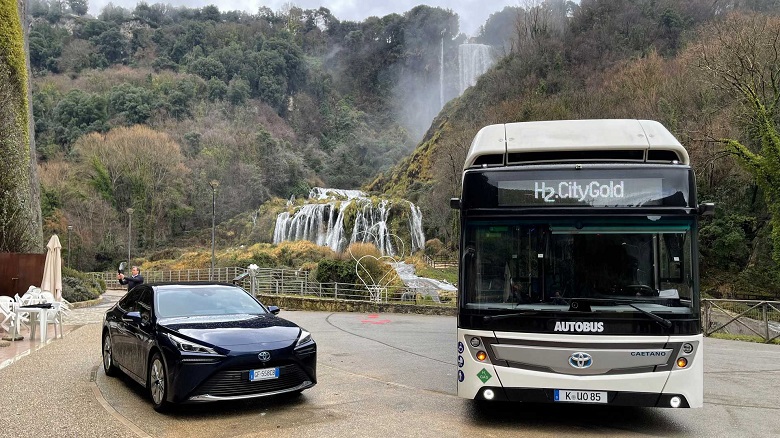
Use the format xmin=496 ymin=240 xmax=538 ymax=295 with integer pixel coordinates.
xmin=697 ymin=12 xmax=780 ymax=262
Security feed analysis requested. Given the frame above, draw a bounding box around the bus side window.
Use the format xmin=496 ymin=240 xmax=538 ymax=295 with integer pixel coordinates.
xmin=660 ymin=234 xmax=684 ymax=283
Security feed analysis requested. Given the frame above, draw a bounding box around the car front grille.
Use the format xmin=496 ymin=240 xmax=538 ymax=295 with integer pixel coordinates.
xmin=192 ymin=364 xmax=310 ymax=398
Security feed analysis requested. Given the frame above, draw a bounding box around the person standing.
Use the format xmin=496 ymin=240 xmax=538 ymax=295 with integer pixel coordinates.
xmin=118 ymin=266 xmax=144 ymax=291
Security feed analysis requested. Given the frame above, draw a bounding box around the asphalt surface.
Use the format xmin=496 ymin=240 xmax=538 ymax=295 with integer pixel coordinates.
xmin=1 ymin=294 xmax=779 ymax=437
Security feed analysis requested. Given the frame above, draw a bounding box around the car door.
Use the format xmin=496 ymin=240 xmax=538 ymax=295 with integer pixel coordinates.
xmin=123 ymin=286 xmax=154 ymax=379
xmin=131 ymin=287 xmax=156 ymax=381
xmin=110 ymin=288 xmax=144 ymax=373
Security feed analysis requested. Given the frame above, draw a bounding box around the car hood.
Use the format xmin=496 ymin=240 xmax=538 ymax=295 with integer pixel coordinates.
xmin=159 ymin=314 xmax=302 ymax=347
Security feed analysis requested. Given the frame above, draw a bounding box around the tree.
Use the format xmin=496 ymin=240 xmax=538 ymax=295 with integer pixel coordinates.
xmin=226 ymin=76 xmax=250 ymax=105
xmin=68 ymin=0 xmax=87 ymax=16
xmin=108 ymin=84 xmax=157 ymax=125
xmin=52 ymin=89 xmax=108 ymax=147
xmin=92 ymin=28 xmax=129 ymax=64
xmin=187 ymin=56 xmax=226 ymax=81
xmin=697 ymin=13 xmax=780 ymax=264
xmin=72 ymin=126 xmax=189 ymax=250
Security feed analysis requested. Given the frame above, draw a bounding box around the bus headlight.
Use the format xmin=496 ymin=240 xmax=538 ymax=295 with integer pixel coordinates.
xmin=483 ymin=389 xmax=495 ymax=400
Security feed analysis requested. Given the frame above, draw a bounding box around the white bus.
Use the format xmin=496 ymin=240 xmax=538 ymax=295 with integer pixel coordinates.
xmin=451 ymin=120 xmax=712 ymax=408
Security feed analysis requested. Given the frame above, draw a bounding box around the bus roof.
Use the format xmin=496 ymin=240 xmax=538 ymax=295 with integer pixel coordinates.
xmin=464 ymin=119 xmax=690 ymax=170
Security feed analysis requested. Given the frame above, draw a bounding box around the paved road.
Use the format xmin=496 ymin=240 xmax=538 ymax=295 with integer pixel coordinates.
xmin=2 ymin=305 xmax=779 ymax=437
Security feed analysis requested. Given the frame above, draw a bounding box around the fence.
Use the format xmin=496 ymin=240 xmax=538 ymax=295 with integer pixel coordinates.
xmin=422 ymin=255 xmax=457 ymax=269
xmin=702 ymin=299 xmax=780 ymax=343
xmin=91 ymin=266 xmax=453 ymax=306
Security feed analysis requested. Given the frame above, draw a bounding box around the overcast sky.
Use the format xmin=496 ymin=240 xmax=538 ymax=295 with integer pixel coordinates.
xmin=88 ymin=1 xmax=521 ymax=36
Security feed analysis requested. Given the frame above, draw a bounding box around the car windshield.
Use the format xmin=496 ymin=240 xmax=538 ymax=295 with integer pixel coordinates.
xmin=462 ymin=217 xmax=695 ymax=313
xmin=155 ymin=285 xmax=268 ymax=318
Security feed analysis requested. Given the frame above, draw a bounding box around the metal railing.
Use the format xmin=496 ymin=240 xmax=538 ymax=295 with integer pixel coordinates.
xmin=422 ymin=254 xmax=457 ymax=269
xmin=91 ymin=266 xmax=454 ymax=306
xmin=702 ymin=299 xmax=780 ymax=343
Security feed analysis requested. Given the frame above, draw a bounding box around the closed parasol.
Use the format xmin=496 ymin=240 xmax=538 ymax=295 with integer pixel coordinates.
xmin=41 ymin=234 xmax=63 ymax=301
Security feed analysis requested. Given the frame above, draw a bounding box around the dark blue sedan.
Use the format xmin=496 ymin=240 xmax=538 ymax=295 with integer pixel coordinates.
xmin=101 ymin=282 xmax=316 ymax=412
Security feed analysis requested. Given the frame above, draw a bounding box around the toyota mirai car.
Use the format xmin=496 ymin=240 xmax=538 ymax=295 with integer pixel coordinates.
xmin=101 ymin=282 xmax=316 ymax=411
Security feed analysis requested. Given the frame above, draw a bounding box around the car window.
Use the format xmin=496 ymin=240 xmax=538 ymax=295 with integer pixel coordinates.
xmin=138 ymin=289 xmax=153 ymax=322
xmin=155 ymin=285 xmax=268 ymax=318
xmin=118 ymin=288 xmax=144 ymax=312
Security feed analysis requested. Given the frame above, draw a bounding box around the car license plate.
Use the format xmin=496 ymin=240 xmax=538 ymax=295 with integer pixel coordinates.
xmin=249 ymin=367 xmax=279 ymax=381
xmin=554 ymin=389 xmax=607 ymax=404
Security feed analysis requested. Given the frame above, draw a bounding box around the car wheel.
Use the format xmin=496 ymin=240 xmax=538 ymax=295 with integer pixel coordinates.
xmin=148 ymin=352 xmax=170 ymax=412
xmin=102 ymin=332 xmax=118 ymax=377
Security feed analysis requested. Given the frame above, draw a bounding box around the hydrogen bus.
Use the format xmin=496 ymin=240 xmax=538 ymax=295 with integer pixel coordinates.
xmin=450 ymin=119 xmax=712 ymax=408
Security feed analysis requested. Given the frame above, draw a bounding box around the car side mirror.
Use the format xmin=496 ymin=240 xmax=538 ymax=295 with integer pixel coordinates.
xmin=450 ymin=198 xmax=461 ymax=210
xmin=267 ymin=305 xmax=280 ymax=315
xmin=122 ymin=311 xmax=142 ymax=323
xmin=697 ymin=202 xmax=715 ymax=216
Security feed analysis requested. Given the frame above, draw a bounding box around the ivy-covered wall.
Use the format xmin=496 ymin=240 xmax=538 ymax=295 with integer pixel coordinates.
xmin=0 ymin=0 xmax=35 ymax=251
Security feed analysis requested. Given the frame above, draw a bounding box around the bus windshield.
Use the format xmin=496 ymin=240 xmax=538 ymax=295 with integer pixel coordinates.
xmin=462 ymin=218 xmax=694 ymax=313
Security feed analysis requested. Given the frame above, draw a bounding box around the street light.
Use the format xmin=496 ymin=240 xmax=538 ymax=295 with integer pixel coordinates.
xmin=67 ymin=225 xmax=73 ymax=268
xmin=209 ymin=180 xmax=219 ymax=281
xmin=127 ymin=207 xmax=134 ymax=263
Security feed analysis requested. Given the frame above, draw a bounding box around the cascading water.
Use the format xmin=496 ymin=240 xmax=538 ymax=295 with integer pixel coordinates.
xmin=273 ymin=188 xmax=425 ymax=255
xmin=458 ymin=43 xmax=494 ymax=95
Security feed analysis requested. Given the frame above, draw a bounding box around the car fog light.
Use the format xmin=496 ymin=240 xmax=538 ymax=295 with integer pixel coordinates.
xmin=470 ymin=337 xmax=481 ymax=348
xmin=670 ymin=396 xmax=681 ymax=408
xmin=682 ymin=343 xmax=694 ymax=354
xmin=476 ymin=351 xmax=487 ymax=361
xmin=676 ymin=357 xmax=688 ymax=368
xmin=483 ymin=389 xmax=495 ymax=400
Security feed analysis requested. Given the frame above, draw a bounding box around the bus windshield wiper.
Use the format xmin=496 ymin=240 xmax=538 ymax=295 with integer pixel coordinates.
xmin=626 ymin=303 xmax=673 ymax=328
xmin=483 ymin=310 xmax=538 ymax=322
xmin=568 ymin=298 xmax=672 ymax=328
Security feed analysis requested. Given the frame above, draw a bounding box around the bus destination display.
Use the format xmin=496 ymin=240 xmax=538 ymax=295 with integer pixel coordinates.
xmin=498 ymin=178 xmax=665 ymax=207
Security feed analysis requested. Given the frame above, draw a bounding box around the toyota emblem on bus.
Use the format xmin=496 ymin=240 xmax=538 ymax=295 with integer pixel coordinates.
xmin=569 ymin=352 xmax=593 ymax=369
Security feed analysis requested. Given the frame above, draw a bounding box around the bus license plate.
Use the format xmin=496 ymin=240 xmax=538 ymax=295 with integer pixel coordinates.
xmin=554 ymin=390 xmax=607 ymax=404
xmin=249 ymin=367 xmax=279 ymax=381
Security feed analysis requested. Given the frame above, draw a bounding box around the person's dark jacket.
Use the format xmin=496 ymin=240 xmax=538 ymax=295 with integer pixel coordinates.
xmin=119 ymin=274 xmax=144 ymax=291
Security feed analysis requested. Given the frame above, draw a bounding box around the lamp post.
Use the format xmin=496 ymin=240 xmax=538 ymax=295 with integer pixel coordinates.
xmin=127 ymin=207 xmax=134 ymax=263
xmin=67 ymin=225 xmax=73 ymax=268
xmin=209 ymin=180 xmax=219 ymax=281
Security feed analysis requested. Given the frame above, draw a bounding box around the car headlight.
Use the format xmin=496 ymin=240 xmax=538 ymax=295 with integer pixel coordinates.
xmin=166 ymin=333 xmax=219 ymax=355
xmin=296 ymin=329 xmax=312 ymax=347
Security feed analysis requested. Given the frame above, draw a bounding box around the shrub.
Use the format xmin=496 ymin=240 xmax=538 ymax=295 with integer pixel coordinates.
xmin=62 ymin=266 xmax=105 ymax=302
xmin=314 ymin=259 xmax=358 ymax=284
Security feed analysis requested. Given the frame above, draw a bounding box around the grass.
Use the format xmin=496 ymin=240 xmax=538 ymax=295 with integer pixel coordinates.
xmin=708 ymin=332 xmax=780 ymax=345
xmin=414 ymin=265 xmax=458 ymax=285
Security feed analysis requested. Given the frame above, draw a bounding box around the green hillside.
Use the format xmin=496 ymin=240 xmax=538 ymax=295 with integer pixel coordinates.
xmin=370 ymin=1 xmax=780 ymax=298
xmin=24 ymin=0 xmax=780 ymax=297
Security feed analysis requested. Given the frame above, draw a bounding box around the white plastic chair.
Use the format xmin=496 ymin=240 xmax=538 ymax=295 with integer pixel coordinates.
xmin=44 ymin=302 xmax=64 ymax=339
xmin=19 ymin=287 xmax=43 ymax=305
xmin=0 ymin=297 xmax=14 ymax=332
xmin=0 ymin=296 xmax=28 ymax=333
xmin=40 ymin=291 xmax=55 ymax=303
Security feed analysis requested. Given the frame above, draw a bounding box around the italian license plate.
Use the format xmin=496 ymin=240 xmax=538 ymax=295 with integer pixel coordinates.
xmin=554 ymin=389 xmax=607 ymax=404
xmin=249 ymin=367 xmax=279 ymax=381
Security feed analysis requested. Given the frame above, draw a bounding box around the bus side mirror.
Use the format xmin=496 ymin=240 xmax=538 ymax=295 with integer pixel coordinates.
xmin=450 ymin=198 xmax=461 ymax=210
xmin=697 ymin=202 xmax=715 ymax=217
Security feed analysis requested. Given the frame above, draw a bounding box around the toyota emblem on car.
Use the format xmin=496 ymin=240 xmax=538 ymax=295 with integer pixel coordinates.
xmin=258 ymin=351 xmax=271 ymax=362
xmin=569 ymin=352 xmax=593 ymax=369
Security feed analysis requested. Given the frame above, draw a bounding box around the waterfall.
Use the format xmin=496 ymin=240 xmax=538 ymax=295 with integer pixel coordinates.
xmin=458 ymin=44 xmax=494 ymax=95
xmin=408 ymin=202 xmax=425 ymax=254
xmin=273 ymin=188 xmax=425 ymax=256
xmin=440 ymin=36 xmax=444 ymax=110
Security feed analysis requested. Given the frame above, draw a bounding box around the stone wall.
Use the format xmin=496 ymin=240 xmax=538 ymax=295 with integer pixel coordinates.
xmin=256 ymin=293 xmax=456 ymax=316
